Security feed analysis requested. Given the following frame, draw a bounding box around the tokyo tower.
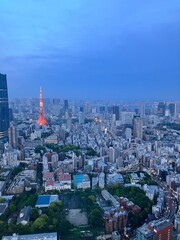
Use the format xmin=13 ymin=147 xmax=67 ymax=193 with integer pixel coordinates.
xmin=37 ymin=86 xmax=47 ymax=126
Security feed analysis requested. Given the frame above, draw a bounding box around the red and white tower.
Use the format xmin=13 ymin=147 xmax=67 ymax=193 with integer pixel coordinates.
xmin=37 ymin=86 xmax=47 ymax=126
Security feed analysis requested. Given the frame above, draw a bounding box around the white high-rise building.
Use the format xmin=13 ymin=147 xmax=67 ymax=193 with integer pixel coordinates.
xmin=79 ymin=112 xmax=85 ymax=124
xmin=125 ymin=128 xmax=132 ymax=141
xmin=43 ymin=155 xmax=49 ymax=171
xmin=133 ymin=117 xmax=143 ymax=139
xmin=175 ymin=102 xmax=180 ymax=116
xmin=84 ymin=102 xmax=90 ymax=114
xmin=121 ymin=111 xmax=134 ymax=125
xmin=109 ymin=147 xmax=115 ymax=163
xmin=98 ymin=172 xmax=105 ymax=188
xmin=3 ymin=149 xmax=19 ymax=167
xmin=67 ymin=115 xmax=72 ymax=131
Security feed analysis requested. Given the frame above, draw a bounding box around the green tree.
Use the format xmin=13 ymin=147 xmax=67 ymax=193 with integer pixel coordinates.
xmin=35 ymin=145 xmax=46 ymax=155
xmin=86 ymin=147 xmax=97 ymax=156
xmin=31 ymin=215 xmax=48 ymax=231
xmin=88 ymin=195 xmax=96 ymax=203
xmin=30 ymin=208 xmax=39 ymax=221
xmin=9 ymin=203 xmax=16 ymax=213
xmin=0 ymin=220 xmax=5 ymax=234
xmin=60 ymin=220 xmax=72 ymax=236
xmin=8 ymin=222 xmax=17 ymax=234
xmin=88 ymin=209 xmax=103 ymax=228
xmin=0 ymin=198 xmax=5 ymax=203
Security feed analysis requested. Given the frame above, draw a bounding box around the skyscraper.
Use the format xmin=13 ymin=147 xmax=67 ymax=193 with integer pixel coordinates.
xmin=84 ymin=102 xmax=90 ymax=114
xmin=157 ymin=101 xmax=166 ymax=117
xmin=175 ymin=102 xmax=180 ymax=115
xmin=112 ymin=106 xmax=120 ymax=121
xmin=78 ymin=112 xmax=85 ymax=124
xmin=168 ymin=103 xmax=175 ymax=116
xmin=52 ymin=98 xmax=60 ymax=115
xmin=64 ymin=99 xmax=68 ymax=112
xmin=0 ymin=73 xmax=9 ymax=143
xmin=133 ymin=116 xmax=143 ymax=139
xmin=109 ymin=147 xmax=115 ymax=163
xmin=8 ymin=124 xmax=18 ymax=148
xmin=121 ymin=111 xmax=134 ymax=124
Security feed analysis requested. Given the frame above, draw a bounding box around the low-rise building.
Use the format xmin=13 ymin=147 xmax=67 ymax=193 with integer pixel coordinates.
xmin=0 ymin=181 xmax=6 ymax=196
xmin=101 ymin=190 xmax=120 ymax=208
xmin=44 ymin=134 xmax=58 ymax=144
xmin=43 ymin=172 xmax=54 ymax=182
xmin=137 ymin=225 xmax=154 ymax=240
xmin=103 ymin=208 xmax=127 ymax=234
xmin=0 ymin=203 xmax=8 ymax=216
xmin=119 ymin=197 xmax=141 ymax=214
xmin=73 ymin=174 xmax=90 ymax=189
xmin=143 ymin=185 xmax=158 ymax=201
xmin=35 ymin=195 xmax=59 ymax=208
xmin=59 ymin=173 xmax=71 ymax=190
xmin=106 ymin=173 xmax=124 ymax=186
xmin=112 ymin=231 xmax=121 ymax=240
xmin=130 ymin=173 xmax=139 ymax=184
xmin=2 ymin=232 xmax=57 ymax=240
xmin=17 ymin=206 xmax=32 ymax=225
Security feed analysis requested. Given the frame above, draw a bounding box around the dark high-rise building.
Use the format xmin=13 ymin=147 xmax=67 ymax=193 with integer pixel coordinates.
xmin=112 ymin=106 xmax=120 ymax=121
xmin=0 ymin=73 xmax=9 ymax=143
xmin=9 ymin=108 xmax=13 ymax=122
xmin=64 ymin=99 xmax=68 ymax=111
xmin=8 ymin=124 xmax=18 ymax=148
xmin=79 ymin=106 xmax=84 ymax=112
xmin=53 ymin=98 xmax=60 ymax=105
xmin=157 ymin=101 xmax=166 ymax=117
xmin=99 ymin=106 xmax=106 ymax=113
xmin=168 ymin=103 xmax=175 ymax=116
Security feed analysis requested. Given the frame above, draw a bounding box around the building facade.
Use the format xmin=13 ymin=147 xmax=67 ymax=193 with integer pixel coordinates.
xmin=133 ymin=116 xmax=143 ymax=139
xmin=0 ymin=73 xmax=9 ymax=143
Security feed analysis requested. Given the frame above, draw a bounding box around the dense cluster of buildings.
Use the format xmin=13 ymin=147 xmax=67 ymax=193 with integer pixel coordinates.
xmin=1 ymin=73 xmax=180 ymax=239
xmin=137 ymin=219 xmax=173 ymax=240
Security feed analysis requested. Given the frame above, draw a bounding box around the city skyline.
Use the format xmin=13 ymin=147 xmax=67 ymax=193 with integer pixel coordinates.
xmin=1 ymin=2 xmax=180 ymax=238
xmin=1 ymin=0 xmax=180 ymax=100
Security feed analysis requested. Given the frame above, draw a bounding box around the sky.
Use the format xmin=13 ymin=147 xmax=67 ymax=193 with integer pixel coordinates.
xmin=0 ymin=0 xmax=180 ymax=100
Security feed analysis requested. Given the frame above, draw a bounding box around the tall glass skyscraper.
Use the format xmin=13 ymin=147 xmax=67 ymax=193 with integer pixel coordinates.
xmin=0 ymin=73 xmax=9 ymax=143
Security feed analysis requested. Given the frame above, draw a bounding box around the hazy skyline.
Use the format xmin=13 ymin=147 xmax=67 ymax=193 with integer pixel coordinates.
xmin=1 ymin=0 xmax=180 ymax=100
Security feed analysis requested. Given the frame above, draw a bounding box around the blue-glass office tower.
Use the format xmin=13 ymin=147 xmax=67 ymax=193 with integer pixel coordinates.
xmin=0 ymin=73 xmax=9 ymax=143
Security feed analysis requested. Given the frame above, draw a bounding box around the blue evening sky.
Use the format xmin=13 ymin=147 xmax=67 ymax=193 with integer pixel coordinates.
xmin=0 ymin=0 xmax=180 ymax=100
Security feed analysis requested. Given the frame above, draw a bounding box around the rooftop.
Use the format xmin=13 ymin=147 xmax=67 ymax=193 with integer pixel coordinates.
xmin=137 ymin=225 xmax=153 ymax=237
xmin=0 ymin=181 xmax=6 ymax=191
xmin=0 ymin=204 xmax=7 ymax=215
xmin=43 ymin=172 xmax=54 ymax=180
xmin=17 ymin=206 xmax=32 ymax=224
xmin=59 ymin=173 xmax=71 ymax=181
xmin=149 ymin=219 xmax=173 ymax=231
xmin=2 ymin=232 xmax=57 ymax=240
xmin=36 ymin=195 xmax=51 ymax=206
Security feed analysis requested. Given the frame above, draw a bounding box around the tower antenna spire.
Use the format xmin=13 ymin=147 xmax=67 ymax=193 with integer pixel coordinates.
xmin=37 ymin=86 xmax=47 ymax=126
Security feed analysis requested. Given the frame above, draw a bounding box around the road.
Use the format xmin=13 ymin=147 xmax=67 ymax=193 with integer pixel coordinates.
xmin=142 ymin=165 xmax=178 ymax=221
